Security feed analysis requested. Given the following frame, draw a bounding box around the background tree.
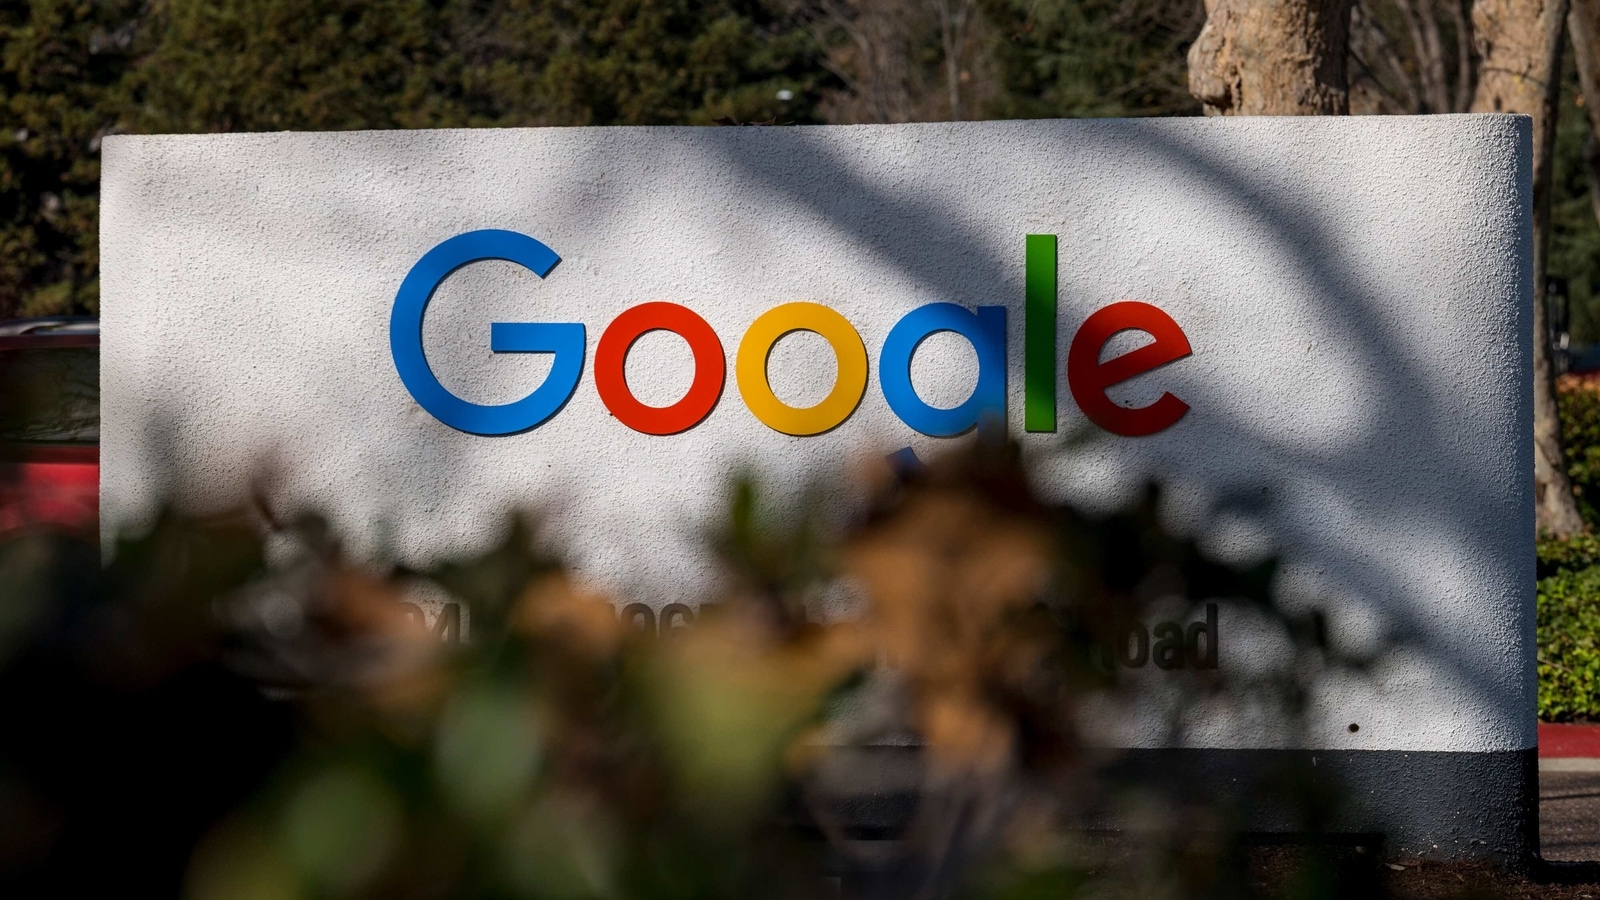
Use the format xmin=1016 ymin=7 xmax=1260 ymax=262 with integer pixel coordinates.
xmin=984 ymin=0 xmax=1204 ymax=118
xmin=1347 ymin=0 xmax=1474 ymax=113
xmin=1571 ymin=0 xmax=1600 ymax=244
xmin=0 ymin=0 xmax=829 ymax=319
xmin=0 ymin=0 xmax=141 ymax=318
xmin=1557 ymin=3 xmax=1600 ymax=359
xmin=126 ymin=0 xmax=828 ymax=132
xmin=1186 ymin=0 xmax=1355 ymax=115
xmin=1471 ymin=0 xmax=1584 ymax=536
xmin=782 ymin=0 xmax=994 ymax=123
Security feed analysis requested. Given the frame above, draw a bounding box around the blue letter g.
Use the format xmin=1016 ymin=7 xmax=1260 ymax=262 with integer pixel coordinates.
xmin=390 ymin=230 xmax=585 ymax=435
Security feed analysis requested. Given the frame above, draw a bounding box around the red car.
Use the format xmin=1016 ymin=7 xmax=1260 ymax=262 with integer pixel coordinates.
xmin=0 ymin=317 xmax=99 ymax=556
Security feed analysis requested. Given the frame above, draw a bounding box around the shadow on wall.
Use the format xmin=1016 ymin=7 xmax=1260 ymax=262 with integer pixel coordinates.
xmin=698 ymin=116 xmax=1531 ymax=757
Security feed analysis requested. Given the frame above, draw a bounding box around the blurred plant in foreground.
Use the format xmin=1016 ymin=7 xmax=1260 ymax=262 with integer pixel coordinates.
xmin=0 ymin=435 xmax=1391 ymax=899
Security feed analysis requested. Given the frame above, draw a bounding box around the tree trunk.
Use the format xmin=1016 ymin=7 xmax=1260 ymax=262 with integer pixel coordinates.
xmin=1472 ymin=0 xmax=1585 ymax=537
xmin=1572 ymin=0 xmax=1600 ymax=242
xmin=932 ymin=0 xmax=976 ymax=120
xmin=1188 ymin=0 xmax=1355 ymax=115
xmin=1393 ymin=0 xmax=1452 ymax=112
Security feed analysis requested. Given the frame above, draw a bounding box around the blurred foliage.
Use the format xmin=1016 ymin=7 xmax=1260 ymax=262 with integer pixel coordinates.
xmin=982 ymin=0 xmax=1203 ymax=118
xmin=0 ymin=439 xmax=1387 ymax=898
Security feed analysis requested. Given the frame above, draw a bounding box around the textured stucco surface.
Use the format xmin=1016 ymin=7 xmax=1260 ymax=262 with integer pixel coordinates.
xmin=100 ymin=116 xmax=1534 ymax=755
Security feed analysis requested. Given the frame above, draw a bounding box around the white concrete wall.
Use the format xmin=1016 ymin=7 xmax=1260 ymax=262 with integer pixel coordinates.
xmin=100 ymin=116 xmax=1533 ymax=754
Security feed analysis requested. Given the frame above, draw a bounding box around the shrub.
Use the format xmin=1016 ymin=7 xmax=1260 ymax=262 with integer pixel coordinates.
xmin=1538 ymin=532 xmax=1600 ymax=579
xmin=1539 ymin=563 xmax=1600 ymax=720
xmin=1559 ymin=376 xmax=1600 ymax=529
xmin=1539 ymin=383 xmax=1600 ymax=721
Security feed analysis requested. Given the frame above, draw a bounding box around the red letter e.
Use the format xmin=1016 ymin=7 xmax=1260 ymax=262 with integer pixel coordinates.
xmin=1067 ymin=301 xmax=1192 ymax=437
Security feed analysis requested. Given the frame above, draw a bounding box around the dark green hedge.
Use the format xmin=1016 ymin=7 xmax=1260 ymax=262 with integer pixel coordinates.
xmin=1540 ymin=384 xmax=1600 ymax=720
xmin=1562 ymin=383 xmax=1600 ymax=530
xmin=1539 ymin=543 xmax=1600 ymax=720
xmin=1538 ymin=384 xmax=1600 ymax=719
xmin=1539 ymin=531 xmax=1600 ymax=579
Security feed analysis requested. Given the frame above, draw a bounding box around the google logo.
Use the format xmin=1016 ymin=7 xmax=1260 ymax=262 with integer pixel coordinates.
xmin=391 ymin=230 xmax=1193 ymax=439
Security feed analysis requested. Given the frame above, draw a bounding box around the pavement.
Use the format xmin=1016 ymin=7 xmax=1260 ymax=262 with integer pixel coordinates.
xmin=1540 ymin=723 xmax=1600 ymax=861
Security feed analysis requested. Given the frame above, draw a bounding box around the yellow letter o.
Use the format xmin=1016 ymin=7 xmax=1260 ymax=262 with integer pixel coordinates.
xmin=736 ymin=302 xmax=868 ymax=436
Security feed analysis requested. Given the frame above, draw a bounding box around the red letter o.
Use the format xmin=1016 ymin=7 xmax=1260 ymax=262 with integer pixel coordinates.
xmin=1067 ymin=301 xmax=1192 ymax=437
xmin=595 ymin=302 xmax=725 ymax=435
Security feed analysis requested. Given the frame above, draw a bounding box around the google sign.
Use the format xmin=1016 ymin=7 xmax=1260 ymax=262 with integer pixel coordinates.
xmin=103 ymin=118 xmax=1536 ymax=858
xmin=391 ymin=230 xmax=1192 ymax=439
